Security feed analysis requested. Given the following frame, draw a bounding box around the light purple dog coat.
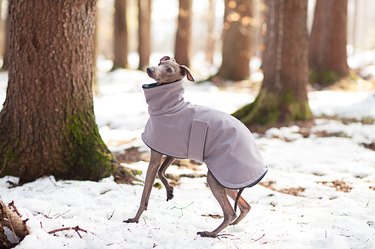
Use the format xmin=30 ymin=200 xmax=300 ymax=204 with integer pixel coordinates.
xmin=141 ymin=80 xmax=268 ymax=189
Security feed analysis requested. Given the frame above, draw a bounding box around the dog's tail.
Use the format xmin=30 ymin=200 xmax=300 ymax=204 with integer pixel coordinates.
xmin=234 ymin=188 xmax=245 ymax=212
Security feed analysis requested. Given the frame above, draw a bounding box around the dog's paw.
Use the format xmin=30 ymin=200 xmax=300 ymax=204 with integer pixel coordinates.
xmin=197 ymin=231 xmax=217 ymax=238
xmin=166 ymin=187 xmax=174 ymax=201
xmin=124 ymin=218 xmax=139 ymax=223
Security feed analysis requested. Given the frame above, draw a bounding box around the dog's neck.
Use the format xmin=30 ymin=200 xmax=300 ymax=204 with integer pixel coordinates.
xmin=142 ymin=80 xmax=187 ymax=116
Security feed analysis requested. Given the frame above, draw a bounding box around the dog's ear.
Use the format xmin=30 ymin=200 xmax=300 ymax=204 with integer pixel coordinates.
xmin=180 ymin=65 xmax=195 ymax=82
xmin=159 ymin=56 xmax=171 ymax=62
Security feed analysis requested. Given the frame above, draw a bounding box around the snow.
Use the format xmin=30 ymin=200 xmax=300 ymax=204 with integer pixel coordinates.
xmin=1 ymin=67 xmax=375 ymax=249
xmin=308 ymin=90 xmax=375 ymax=119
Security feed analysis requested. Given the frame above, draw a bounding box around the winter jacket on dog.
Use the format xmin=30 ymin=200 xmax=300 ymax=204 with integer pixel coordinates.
xmin=141 ymin=80 xmax=268 ymax=189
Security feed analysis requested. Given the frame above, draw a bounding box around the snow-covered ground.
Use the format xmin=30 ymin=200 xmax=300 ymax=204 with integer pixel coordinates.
xmin=1 ymin=67 xmax=375 ymax=249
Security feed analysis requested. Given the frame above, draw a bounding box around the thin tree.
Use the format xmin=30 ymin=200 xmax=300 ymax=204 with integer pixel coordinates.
xmin=113 ymin=0 xmax=128 ymax=70
xmin=309 ymin=0 xmax=349 ymax=86
xmin=0 ymin=0 xmax=116 ymax=183
xmin=174 ymin=0 xmax=192 ymax=66
xmin=205 ymin=0 xmax=216 ymax=65
xmin=216 ymin=0 xmax=253 ymax=81
xmin=234 ymin=0 xmax=312 ymax=127
xmin=138 ymin=0 xmax=151 ymax=70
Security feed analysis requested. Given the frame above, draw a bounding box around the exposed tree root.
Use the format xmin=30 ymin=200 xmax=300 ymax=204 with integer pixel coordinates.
xmin=0 ymin=201 xmax=29 ymax=248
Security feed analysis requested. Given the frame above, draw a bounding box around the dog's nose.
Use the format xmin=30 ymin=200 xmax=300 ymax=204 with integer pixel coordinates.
xmin=146 ymin=67 xmax=152 ymax=75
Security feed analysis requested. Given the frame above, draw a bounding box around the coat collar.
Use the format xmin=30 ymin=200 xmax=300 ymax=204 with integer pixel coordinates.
xmin=142 ymin=80 xmax=186 ymax=116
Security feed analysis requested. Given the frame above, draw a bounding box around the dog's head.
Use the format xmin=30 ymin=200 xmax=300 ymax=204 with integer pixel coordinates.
xmin=146 ymin=56 xmax=194 ymax=84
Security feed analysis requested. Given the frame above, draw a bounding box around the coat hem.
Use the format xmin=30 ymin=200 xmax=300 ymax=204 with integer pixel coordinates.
xmin=209 ymin=166 xmax=268 ymax=190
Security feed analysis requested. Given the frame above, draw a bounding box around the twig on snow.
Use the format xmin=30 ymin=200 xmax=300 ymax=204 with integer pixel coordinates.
xmin=107 ymin=210 xmax=115 ymax=220
xmin=53 ymin=210 xmax=70 ymax=219
xmin=252 ymin=233 xmax=265 ymax=242
xmin=48 ymin=226 xmax=90 ymax=238
xmin=217 ymin=233 xmax=235 ymax=240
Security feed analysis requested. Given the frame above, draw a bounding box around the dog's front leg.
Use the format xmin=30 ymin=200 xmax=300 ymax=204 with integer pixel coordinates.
xmin=124 ymin=150 xmax=163 ymax=223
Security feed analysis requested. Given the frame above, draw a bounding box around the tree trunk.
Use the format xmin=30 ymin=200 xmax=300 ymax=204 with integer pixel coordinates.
xmin=205 ymin=0 xmax=216 ymax=65
xmin=309 ymin=0 xmax=349 ymax=86
xmin=216 ymin=0 xmax=252 ymax=81
xmin=174 ymin=0 xmax=192 ymax=67
xmin=93 ymin=5 xmax=99 ymax=94
xmin=234 ymin=0 xmax=312 ymax=127
xmin=0 ymin=0 xmax=115 ymax=183
xmin=138 ymin=0 xmax=151 ymax=70
xmin=1 ymin=8 xmax=9 ymax=71
xmin=113 ymin=0 xmax=128 ymax=70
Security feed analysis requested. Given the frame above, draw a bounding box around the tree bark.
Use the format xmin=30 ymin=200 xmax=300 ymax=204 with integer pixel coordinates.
xmin=93 ymin=5 xmax=99 ymax=94
xmin=309 ymin=0 xmax=349 ymax=86
xmin=113 ymin=0 xmax=128 ymax=70
xmin=234 ymin=0 xmax=311 ymax=127
xmin=0 ymin=0 xmax=116 ymax=183
xmin=174 ymin=0 xmax=192 ymax=67
xmin=216 ymin=0 xmax=252 ymax=81
xmin=138 ymin=0 xmax=151 ymax=70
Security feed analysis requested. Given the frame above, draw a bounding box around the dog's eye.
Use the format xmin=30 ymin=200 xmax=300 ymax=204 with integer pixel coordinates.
xmin=166 ymin=68 xmax=173 ymax=73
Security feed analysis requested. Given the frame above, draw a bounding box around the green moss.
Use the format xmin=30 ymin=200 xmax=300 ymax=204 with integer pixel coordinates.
xmin=288 ymin=101 xmax=312 ymax=121
xmin=309 ymin=70 xmax=346 ymax=86
xmin=234 ymin=89 xmax=312 ymax=127
xmin=361 ymin=116 xmax=375 ymax=125
xmin=153 ymin=182 xmax=163 ymax=189
xmin=232 ymin=101 xmax=255 ymax=120
xmin=239 ymin=91 xmax=281 ymax=126
xmin=113 ymin=165 xmax=142 ymax=184
xmin=0 ymin=147 xmax=16 ymax=176
xmin=283 ymin=91 xmax=312 ymax=121
xmin=3 ymin=146 xmax=17 ymax=163
xmin=65 ymin=112 xmax=114 ymax=181
xmin=348 ymin=70 xmax=360 ymax=81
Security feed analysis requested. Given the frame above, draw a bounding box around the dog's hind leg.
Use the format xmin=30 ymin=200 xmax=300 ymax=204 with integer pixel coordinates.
xmin=226 ymin=189 xmax=251 ymax=225
xmin=197 ymin=171 xmax=237 ymax=237
xmin=125 ymin=150 xmax=163 ymax=223
xmin=158 ymin=156 xmax=175 ymax=201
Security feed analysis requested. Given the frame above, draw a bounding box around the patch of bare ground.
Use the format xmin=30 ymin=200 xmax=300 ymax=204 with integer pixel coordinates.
xmin=114 ymin=147 xmax=150 ymax=163
xmin=259 ymin=180 xmax=305 ymax=196
xmin=316 ymin=180 xmax=353 ymax=193
xmin=201 ymin=214 xmax=223 ymax=219
xmin=115 ymin=147 xmax=205 ymax=186
xmin=114 ymin=147 xmax=203 ymax=170
xmin=362 ymin=142 xmax=375 ymax=152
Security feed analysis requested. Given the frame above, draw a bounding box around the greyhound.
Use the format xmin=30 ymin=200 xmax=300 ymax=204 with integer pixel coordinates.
xmin=125 ymin=56 xmax=267 ymax=237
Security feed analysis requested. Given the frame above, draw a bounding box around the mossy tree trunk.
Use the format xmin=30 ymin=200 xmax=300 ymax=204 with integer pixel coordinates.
xmin=309 ymin=0 xmax=349 ymax=86
xmin=112 ymin=0 xmax=129 ymax=70
xmin=234 ymin=0 xmax=312 ymax=127
xmin=174 ymin=0 xmax=192 ymax=67
xmin=138 ymin=0 xmax=151 ymax=70
xmin=0 ymin=0 xmax=116 ymax=183
xmin=216 ymin=0 xmax=252 ymax=81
